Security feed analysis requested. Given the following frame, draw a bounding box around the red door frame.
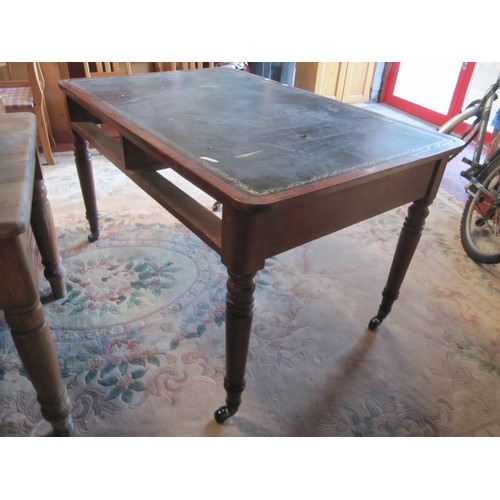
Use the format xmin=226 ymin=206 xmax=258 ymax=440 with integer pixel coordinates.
xmin=381 ymin=62 xmax=477 ymax=128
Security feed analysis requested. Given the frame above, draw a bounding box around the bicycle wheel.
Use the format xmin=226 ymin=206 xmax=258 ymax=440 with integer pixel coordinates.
xmin=460 ymin=159 xmax=500 ymax=263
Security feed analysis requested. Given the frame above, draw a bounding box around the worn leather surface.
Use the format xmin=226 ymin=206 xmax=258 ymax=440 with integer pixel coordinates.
xmin=65 ymin=69 xmax=462 ymax=196
xmin=0 ymin=113 xmax=37 ymax=238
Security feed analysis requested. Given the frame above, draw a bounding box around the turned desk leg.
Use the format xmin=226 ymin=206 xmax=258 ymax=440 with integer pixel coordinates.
xmin=72 ymin=131 xmax=100 ymax=242
xmin=214 ymin=271 xmax=256 ymax=423
xmin=0 ymin=237 xmax=73 ymax=436
xmin=369 ymin=198 xmax=430 ymax=330
xmin=31 ymin=154 xmax=66 ymax=299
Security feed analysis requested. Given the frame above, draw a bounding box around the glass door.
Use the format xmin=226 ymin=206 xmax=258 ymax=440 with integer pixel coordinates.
xmin=381 ymin=62 xmax=475 ymax=126
xmin=462 ymin=62 xmax=500 ymax=134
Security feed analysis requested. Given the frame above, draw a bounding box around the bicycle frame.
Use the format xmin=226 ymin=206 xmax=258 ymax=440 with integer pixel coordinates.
xmin=438 ymin=104 xmax=480 ymax=135
xmin=471 ymin=89 xmax=497 ymax=164
xmin=438 ymin=71 xmax=500 ymax=264
xmin=438 ymin=75 xmax=499 ymax=164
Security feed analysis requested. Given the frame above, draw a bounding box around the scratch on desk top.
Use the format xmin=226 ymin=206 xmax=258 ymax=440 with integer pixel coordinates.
xmin=200 ymin=156 xmax=219 ymax=163
xmin=234 ymin=150 xmax=262 ymax=159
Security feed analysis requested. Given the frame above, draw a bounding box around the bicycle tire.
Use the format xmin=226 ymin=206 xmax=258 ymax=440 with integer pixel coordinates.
xmin=460 ymin=158 xmax=500 ymax=263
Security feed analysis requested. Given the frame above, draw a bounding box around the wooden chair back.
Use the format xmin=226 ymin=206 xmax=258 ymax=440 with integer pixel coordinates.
xmin=83 ymin=62 xmax=132 ymax=78
xmin=155 ymin=62 xmax=215 ymax=72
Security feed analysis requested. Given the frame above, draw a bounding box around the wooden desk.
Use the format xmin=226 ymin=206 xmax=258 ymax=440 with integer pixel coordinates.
xmin=59 ymin=69 xmax=463 ymax=423
xmin=0 ymin=113 xmax=73 ymax=435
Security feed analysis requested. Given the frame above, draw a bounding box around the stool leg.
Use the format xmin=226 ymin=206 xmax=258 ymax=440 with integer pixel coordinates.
xmin=30 ymin=153 xmax=66 ymax=299
xmin=0 ymin=237 xmax=73 ymax=436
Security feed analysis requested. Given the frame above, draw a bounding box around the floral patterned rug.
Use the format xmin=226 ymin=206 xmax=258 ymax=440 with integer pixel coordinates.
xmin=0 ymin=151 xmax=499 ymax=436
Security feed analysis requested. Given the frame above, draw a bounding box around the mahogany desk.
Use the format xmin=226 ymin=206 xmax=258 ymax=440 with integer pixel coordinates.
xmin=0 ymin=113 xmax=73 ymax=435
xmin=59 ymin=69 xmax=463 ymax=423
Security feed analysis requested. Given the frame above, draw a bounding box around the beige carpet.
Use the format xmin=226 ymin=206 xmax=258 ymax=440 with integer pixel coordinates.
xmin=0 ymin=151 xmax=499 ymax=437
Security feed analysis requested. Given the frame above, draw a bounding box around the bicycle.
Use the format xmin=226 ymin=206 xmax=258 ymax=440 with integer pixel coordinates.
xmin=438 ymin=72 xmax=500 ymax=264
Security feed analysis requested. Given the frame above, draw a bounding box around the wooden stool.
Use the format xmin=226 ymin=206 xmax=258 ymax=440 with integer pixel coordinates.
xmin=0 ymin=113 xmax=73 ymax=436
xmin=0 ymin=63 xmax=55 ymax=165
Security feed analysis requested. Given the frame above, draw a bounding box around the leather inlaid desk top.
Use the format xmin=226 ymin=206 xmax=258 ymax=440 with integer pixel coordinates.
xmin=60 ymin=69 xmax=462 ymax=202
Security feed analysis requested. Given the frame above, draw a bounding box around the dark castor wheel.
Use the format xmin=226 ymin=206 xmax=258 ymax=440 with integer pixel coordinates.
xmin=214 ymin=405 xmax=237 ymax=424
xmin=368 ymin=316 xmax=382 ymax=330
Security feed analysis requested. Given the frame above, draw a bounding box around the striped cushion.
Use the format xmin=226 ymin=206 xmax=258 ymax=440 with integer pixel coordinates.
xmin=0 ymin=86 xmax=33 ymax=109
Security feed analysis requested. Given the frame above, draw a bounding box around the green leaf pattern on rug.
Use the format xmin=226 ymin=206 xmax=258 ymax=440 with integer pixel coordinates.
xmin=61 ymin=255 xmax=180 ymax=316
xmin=82 ymin=337 xmax=158 ymax=403
xmin=444 ymin=331 xmax=500 ymax=378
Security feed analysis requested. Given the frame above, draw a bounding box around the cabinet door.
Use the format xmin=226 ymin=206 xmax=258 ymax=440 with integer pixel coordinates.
xmin=339 ymin=62 xmax=376 ymax=103
xmin=294 ymin=62 xmax=375 ymax=103
xmin=41 ymin=63 xmax=72 ymax=143
xmin=295 ymin=62 xmax=345 ymax=99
